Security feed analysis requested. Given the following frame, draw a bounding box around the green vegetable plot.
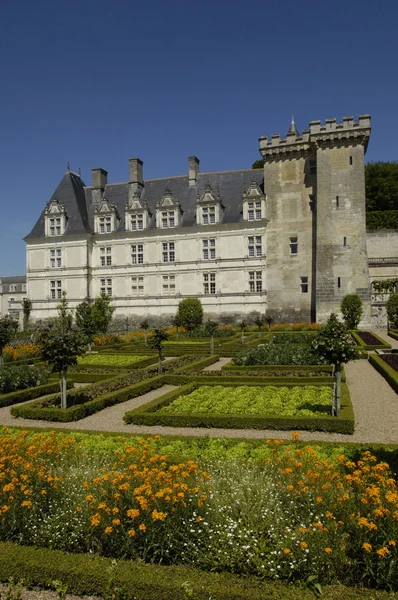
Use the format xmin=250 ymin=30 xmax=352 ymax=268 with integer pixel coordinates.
xmin=77 ymin=354 xmax=150 ymax=367
xmin=157 ymin=385 xmax=333 ymax=417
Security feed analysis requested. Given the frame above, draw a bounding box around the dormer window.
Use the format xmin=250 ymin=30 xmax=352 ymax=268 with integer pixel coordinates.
xmin=196 ymin=184 xmax=223 ymax=226
xmin=125 ymin=189 xmax=151 ymax=231
xmin=156 ymin=190 xmax=181 ymax=229
xmin=95 ymin=199 xmax=119 ymax=234
xmin=45 ymin=198 xmax=67 ymax=237
xmin=131 ymin=213 xmax=144 ymax=231
xmin=243 ymin=181 xmax=265 ymax=222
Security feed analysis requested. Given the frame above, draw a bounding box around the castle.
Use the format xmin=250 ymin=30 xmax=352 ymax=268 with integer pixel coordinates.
xmin=20 ymin=115 xmax=385 ymax=324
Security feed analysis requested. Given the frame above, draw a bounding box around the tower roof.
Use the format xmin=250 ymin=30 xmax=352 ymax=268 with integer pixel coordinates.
xmin=287 ymin=116 xmax=299 ymax=136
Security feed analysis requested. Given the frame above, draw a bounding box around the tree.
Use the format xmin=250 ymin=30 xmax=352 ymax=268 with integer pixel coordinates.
xmin=252 ymin=158 xmax=265 ymax=170
xmin=75 ymin=302 xmax=96 ymax=352
xmin=177 ymin=298 xmax=203 ymax=333
xmin=140 ymin=319 xmax=150 ymax=345
xmin=171 ymin=314 xmax=183 ymax=340
xmin=386 ymin=294 xmax=398 ymax=328
xmin=238 ymin=321 xmax=247 ymax=344
xmin=311 ymin=314 xmax=358 ymax=417
xmin=38 ymin=298 xmax=86 ymax=409
xmin=264 ymin=315 xmax=274 ymax=330
xmin=365 ymin=161 xmax=398 ymax=212
xmin=340 ymin=295 xmax=363 ymax=330
xmin=254 ymin=315 xmax=264 ymax=338
xmin=91 ymin=294 xmax=114 ymax=335
xmin=204 ymin=319 xmax=218 ymax=354
xmin=22 ymin=299 xmax=32 ymax=331
xmin=0 ymin=316 xmax=15 ymax=367
xmin=148 ymin=329 xmax=169 ymax=374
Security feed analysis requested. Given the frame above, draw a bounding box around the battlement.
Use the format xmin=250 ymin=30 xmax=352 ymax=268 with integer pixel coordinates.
xmin=259 ymin=115 xmax=371 ymax=159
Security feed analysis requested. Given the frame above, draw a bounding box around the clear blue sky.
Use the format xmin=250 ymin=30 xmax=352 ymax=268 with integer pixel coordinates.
xmin=1 ymin=0 xmax=397 ymax=275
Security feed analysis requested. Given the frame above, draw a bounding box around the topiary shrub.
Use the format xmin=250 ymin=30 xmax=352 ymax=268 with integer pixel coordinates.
xmin=341 ymin=295 xmax=363 ymax=329
xmin=386 ymin=294 xmax=398 ymax=328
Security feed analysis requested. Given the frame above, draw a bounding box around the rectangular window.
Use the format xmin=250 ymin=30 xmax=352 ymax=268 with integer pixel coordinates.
xmin=249 ymin=271 xmax=262 ymax=293
xmin=300 ymin=276 xmax=309 ymax=294
xmin=336 ymin=196 xmax=339 ymax=208
xmin=343 ymin=236 xmax=347 ymax=247
xmin=162 ymin=241 xmax=175 ymax=263
xmin=309 ymin=160 xmax=317 ymax=175
xmin=161 ymin=211 xmax=175 ymax=228
xmin=247 ymin=201 xmax=262 ymax=221
xmin=100 ymin=278 xmax=112 ymax=296
xmin=202 ymin=238 xmax=216 ymax=260
xmin=203 ymin=272 xmax=216 ymax=294
xmin=50 ymin=248 xmax=62 ymax=268
xmin=162 ymin=274 xmax=176 ymax=295
xmin=349 ymin=156 xmax=353 ymax=166
xmin=22 ymin=285 xmax=26 ymax=292
xmin=49 ymin=217 xmax=62 ymax=236
xmin=9 ymin=285 xmax=16 ymax=292
xmin=131 ymin=213 xmax=144 ymax=231
xmin=131 ymin=244 xmax=144 ymax=264
xmin=100 ymin=246 xmax=112 ymax=266
xmin=131 ymin=276 xmax=144 ymax=296
xmin=50 ymin=280 xmax=62 ymax=300
xmin=248 ymin=235 xmax=262 ymax=257
xmin=202 ymin=206 xmax=216 ymax=225
xmin=99 ymin=216 xmax=112 ymax=234
xmin=289 ymin=236 xmax=298 ymax=255
xmin=337 ymin=277 xmax=341 ymax=289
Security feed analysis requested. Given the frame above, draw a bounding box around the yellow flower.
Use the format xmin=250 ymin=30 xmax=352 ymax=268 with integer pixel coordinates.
xmin=127 ymin=529 xmax=136 ymax=537
xmin=90 ymin=513 xmax=101 ymax=527
xmin=21 ymin=500 xmax=32 ymax=509
xmin=139 ymin=523 xmax=146 ymax=532
xmin=362 ymin=543 xmax=372 ymax=553
xmin=104 ymin=527 xmax=113 ymax=535
xmin=127 ymin=509 xmax=140 ymax=519
xmin=324 ymin=548 xmax=332 ymax=555
xmin=300 ymin=542 xmax=308 ymax=549
xmin=292 ymin=431 xmax=300 ymax=440
xmin=376 ymin=547 xmax=390 ymax=558
xmin=112 ymin=519 xmax=121 ymax=526
xmin=388 ymin=540 xmax=396 ymax=546
xmin=316 ymin=497 xmax=323 ymax=504
xmin=152 ymin=509 xmax=167 ymax=521
xmin=283 ymin=548 xmax=291 ymax=555
xmin=112 ymin=507 xmax=119 ymax=514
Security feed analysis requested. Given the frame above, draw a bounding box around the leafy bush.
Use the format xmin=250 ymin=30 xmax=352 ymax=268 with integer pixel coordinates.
xmin=366 ymin=210 xmax=398 ymax=230
xmin=272 ymin=333 xmax=317 ymax=344
xmin=0 ymin=365 xmax=49 ymax=394
xmin=176 ymin=298 xmax=203 ymax=332
xmin=234 ymin=342 xmax=323 ymax=366
xmin=341 ymin=295 xmax=363 ymax=329
xmin=158 ymin=385 xmax=333 ymax=417
xmin=386 ymin=294 xmax=398 ymax=328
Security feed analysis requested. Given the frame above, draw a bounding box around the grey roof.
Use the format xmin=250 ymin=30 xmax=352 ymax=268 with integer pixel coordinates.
xmin=287 ymin=117 xmax=300 ymax=137
xmin=0 ymin=276 xmax=26 ymax=284
xmin=25 ymin=168 xmax=264 ymax=239
xmin=0 ymin=276 xmax=26 ymax=294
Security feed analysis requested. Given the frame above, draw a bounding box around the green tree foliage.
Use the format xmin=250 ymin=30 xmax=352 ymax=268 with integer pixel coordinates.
xmin=365 ymin=161 xmax=398 ymax=212
xmin=171 ymin=314 xmax=183 ymax=340
xmin=91 ymin=294 xmax=115 ymax=335
xmin=0 ymin=316 xmax=15 ymax=367
xmin=75 ymin=302 xmax=96 ymax=352
xmin=177 ymin=298 xmax=203 ymax=333
xmin=238 ymin=320 xmax=247 ymax=344
xmin=252 ymin=158 xmax=265 ymax=169
xmin=204 ymin=319 xmax=218 ymax=354
xmin=148 ymin=329 xmax=169 ymax=373
xmin=386 ymin=294 xmax=398 ymax=328
xmin=366 ymin=210 xmax=398 ymax=230
xmin=264 ymin=315 xmax=274 ymax=330
xmin=311 ymin=314 xmax=358 ymax=416
xmin=254 ymin=315 xmax=264 ymax=337
xmin=140 ymin=319 xmax=150 ymax=345
xmin=22 ymin=299 xmax=32 ymax=331
xmin=340 ymin=295 xmax=363 ymax=330
xmin=38 ymin=297 xmax=86 ymax=409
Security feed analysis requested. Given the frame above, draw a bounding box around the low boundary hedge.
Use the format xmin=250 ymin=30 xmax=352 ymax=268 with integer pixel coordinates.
xmin=368 ymin=354 xmax=398 ymax=393
xmin=0 ymin=381 xmax=74 ymax=408
xmin=0 ymin=541 xmax=377 ymax=600
xmin=222 ymin=363 xmax=333 ymax=374
xmin=173 ymin=355 xmax=220 ymax=372
xmin=77 ymin=355 xmax=158 ymax=370
xmin=50 ymin=373 xmax=115 ymax=383
xmin=388 ymin=330 xmax=398 ymax=342
xmin=124 ymin=378 xmax=354 ymax=434
xmin=351 ymin=331 xmax=391 ymax=350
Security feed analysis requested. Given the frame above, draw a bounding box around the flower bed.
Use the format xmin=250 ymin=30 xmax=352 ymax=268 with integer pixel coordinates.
xmin=3 ymin=343 xmax=40 ymax=363
xmin=380 ymin=354 xmax=398 ymax=373
xmin=157 ymin=385 xmax=333 ymax=417
xmin=357 ymin=331 xmax=386 ymax=345
xmin=368 ymin=354 xmax=398 ymax=394
xmin=77 ymin=354 xmax=154 ymax=369
xmin=0 ymin=365 xmax=49 ymax=394
xmin=234 ymin=342 xmax=323 ymax=366
xmin=351 ymin=331 xmax=391 ymax=350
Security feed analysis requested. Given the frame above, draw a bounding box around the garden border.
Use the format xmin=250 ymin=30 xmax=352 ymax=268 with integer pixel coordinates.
xmin=368 ymin=354 xmax=398 ymax=393
xmin=351 ymin=331 xmax=391 ymax=350
xmin=0 ymin=381 xmax=74 ymax=408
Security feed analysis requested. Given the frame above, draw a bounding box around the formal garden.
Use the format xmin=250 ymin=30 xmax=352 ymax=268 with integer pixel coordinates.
xmin=0 ymin=293 xmax=398 ymax=598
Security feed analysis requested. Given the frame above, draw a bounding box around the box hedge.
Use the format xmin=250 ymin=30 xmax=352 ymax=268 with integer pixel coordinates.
xmin=368 ymin=353 xmax=398 ymax=393
xmin=351 ymin=331 xmax=391 ymax=350
xmin=0 ymin=380 xmax=74 ymax=408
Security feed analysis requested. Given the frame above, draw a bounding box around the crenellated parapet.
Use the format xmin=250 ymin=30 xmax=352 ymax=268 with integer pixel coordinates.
xmin=259 ymin=115 xmax=371 ymax=161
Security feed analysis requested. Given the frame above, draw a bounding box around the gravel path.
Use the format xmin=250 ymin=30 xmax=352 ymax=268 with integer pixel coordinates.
xmin=203 ymin=357 xmax=232 ymax=370
xmin=1 ymin=357 xmax=397 ymax=443
xmin=374 ymin=329 xmax=398 ymax=349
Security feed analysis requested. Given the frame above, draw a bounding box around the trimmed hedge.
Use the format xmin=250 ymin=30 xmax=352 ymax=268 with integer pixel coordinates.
xmin=222 ymin=363 xmax=333 ymax=375
xmin=51 ymin=372 xmax=115 ymax=383
xmin=388 ymin=330 xmax=398 ymax=342
xmin=77 ymin=354 xmax=158 ymax=370
xmin=10 ymin=376 xmax=166 ymax=422
xmin=124 ymin=379 xmax=354 ymax=434
xmin=173 ymin=355 xmax=220 ymax=372
xmin=0 ymin=541 xmax=386 ymax=600
xmin=368 ymin=354 xmax=398 ymax=393
xmin=351 ymin=330 xmax=391 ymax=350
xmin=0 ymin=381 xmax=74 ymax=408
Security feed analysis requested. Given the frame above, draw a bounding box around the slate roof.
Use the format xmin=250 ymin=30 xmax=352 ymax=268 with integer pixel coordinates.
xmin=25 ymin=168 xmax=265 ymax=240
xmin=0 ymin=276 xmax=26 ymax=294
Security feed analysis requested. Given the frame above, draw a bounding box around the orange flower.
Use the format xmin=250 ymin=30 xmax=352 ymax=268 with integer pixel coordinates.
xmin=283 ymin=548 xmax=291 ymax=555
xmin=324 ymin=548 xmax=332 ymax=555
xmin=376 ymin=547 xmax=390 ymax=558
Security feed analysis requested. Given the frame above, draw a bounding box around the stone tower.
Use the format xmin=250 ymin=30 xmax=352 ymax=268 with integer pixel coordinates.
xmin=259 ymin=115 xmax=371 ymax=323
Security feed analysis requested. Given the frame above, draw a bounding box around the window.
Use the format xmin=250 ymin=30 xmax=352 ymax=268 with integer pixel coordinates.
xmin=337 ymin=277 xmax=341 ymax=289
xmin=50 ymin=280 xmax=62 ymax=300
xmin=131 ymin=276 xmax=144 ymax=296
xmin=161 ymin=211 xmax=175 ymax=228
xmin=22 ymin=284 xmax=26 ymax=292
xmin=202 ymin=239 xmax=216 ymax=260
xmin=309 ymin=160 xmax=317 ymax=175
xmin=162 ymin=241 xmax=175 ymax=263
xmin=100 ymin=247 xmax=112 ymax=267
xmin=131 ymin=213 xmax=144 ymax=231
xmin=49 ymin=217 xmax=62 ymax=236
xmin=100 ymin=278 xmax=112 ymax=296
xmin=247 ymin=201 xmax=262 ymax=221
xmin=248 ymin=235 xmax=262 ymax=257
xmin=343 ymin=236 xmax=347 ymax=247
xmin=249 ymin=271 xmax=262 ymax=293
xmin=336 ymin=196 xmax=340 ymax=208
xmin=131 ymin=244 xmax=144 ymax=264
xmin=349 ymin=156 xmax=353 ymax=166
xmin=162 ymin=275 xmax=176 ymax=295
xmin=289 ymin=237 xmax=298 ymax=255
xmin=99 ymin=216 xmax=112 ymax=234
xmin=9 ymin=298 xmax=14 ymax=303
xmin=203 ymin=273 xmax=216 ymax=294
xmin=50 ymin=248 xmax=62 ymax=268
xmin=9 ymin=285 xmax=16 ymax=292
xmin=202 ymin=206 xmax=216 ymax=225
xmin=300 ymin=276 xmax=308 ymax=294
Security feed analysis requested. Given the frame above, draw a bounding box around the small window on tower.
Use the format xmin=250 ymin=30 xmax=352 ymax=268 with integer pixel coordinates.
xmin=289 ymin=237 xmax=298 ymax=255
xmin=337 ymin=277 xmax=341 ymax=289
xmin=300 ymin=276 xmax=308 ymax=294
xmin=343 ymin=236 xmax=347 ymax=247
xmin=336 ymin=196 xmax=340 ymax=208
xmin=349 ymin=156 xmax=353 ymax=166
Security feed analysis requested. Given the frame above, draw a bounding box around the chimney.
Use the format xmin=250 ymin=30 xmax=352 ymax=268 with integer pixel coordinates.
xmin=92 ymin=168 xmax=108 ymax=190
xmin=188 ymin=156 xmax=200 ymax=186
xmin=129 ymin=158 xmax=144 ymax=186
